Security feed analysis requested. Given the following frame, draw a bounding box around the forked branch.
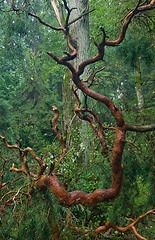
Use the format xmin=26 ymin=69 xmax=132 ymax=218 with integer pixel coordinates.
xmin=73 ymin=87 xmax=107 ymax=155
xmin=95 ymin=209 xmax=155 ymax=239
xmin=0 ymin=136 xmax=46 ymax=177
xmin=65 ymin=209 xmax=154 ymax=239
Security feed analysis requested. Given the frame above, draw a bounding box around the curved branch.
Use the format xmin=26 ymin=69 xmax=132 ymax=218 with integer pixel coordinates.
xmin=52 ymin=106 xmax=67 ymax=161
xmin=131 ymin=226 xmax=147 ymax=240
xmin=9 ymin=163 xmax=29 ymax=175
xmin=35 ymin=122 xmax=125 ymax=207
xmin=11 ymin=0 xmax=19 ymax=12
xmin=72 ymin=75 xmax=126 ymax=128
xmin=73 ymin=88 xmax=107 ymax=155
xmin=23 ymin=147 xmax=43 ymax=166
xmin=1 ymin=136 xmax=45 ymax=176
xmin=95 ymin=210 xmax=155 ymax=239
xmin=0 ymin=136 xmax=19 ymax=149
xmin=75 ymin=1 xmax=155 ymax=75
xmin=105 ymin=0 xmax=155 ymax=46
xmin=28 ymin=12 xmax=65 ymax=31
xmin=87 ymin=66 xmax=106 ymax=88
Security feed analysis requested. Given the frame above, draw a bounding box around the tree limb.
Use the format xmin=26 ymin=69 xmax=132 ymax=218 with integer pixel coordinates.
xmin=52 ymin=106 xmax=67 ymax=161
xmin=28 ymin=12 xmax=64 ymax=31
xmin=95 ymin=209 xmax=155 ymax=239
xmin=127 ymin=124 xmax=155 ymax=132
xmin=68 ymin=8 xmax=95 ymax=27
xmin=72 ymin=88 xmax=107 ymax=155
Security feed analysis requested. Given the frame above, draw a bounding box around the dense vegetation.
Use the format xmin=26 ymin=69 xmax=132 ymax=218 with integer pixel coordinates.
xmin=0 ymin=0 xmax=155 ymax=239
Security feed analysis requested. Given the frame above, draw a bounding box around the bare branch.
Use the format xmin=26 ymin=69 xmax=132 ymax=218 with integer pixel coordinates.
xmin=105 ymin=0 xmax=155 ymax=46
xmin=73 ymin=88 xmax=107 ymax=155
xmin=0 ymin=136 xmax=20 ymax=150
xmin=28 ymin=12 xmax=65 ymax=31
xmin=95 ymin=209 xmax=155 ymax=238
xmin=11 ymin=0 xmax=19 ymax=12
xmin=68 ymin=8 xmax=95 ymax=27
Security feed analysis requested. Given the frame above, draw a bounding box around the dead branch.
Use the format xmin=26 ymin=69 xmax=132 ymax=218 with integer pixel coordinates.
xmin=50 ymin=0 xmax=63 ymax=28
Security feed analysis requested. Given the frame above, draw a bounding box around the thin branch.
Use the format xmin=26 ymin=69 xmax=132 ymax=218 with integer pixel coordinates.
xmin=95 ymin=209 xmax=155 ymax=238
xmin=11 ymin=0 xmax=19 ymax=12
xmin=127 ymin=124 xmax=155 ymax=132
xmin=28 ymin=12 xmax=65 ymax=31
xmin=68 ymin=8 xmax=95 ymax=26
xmin=0 ymin=136 xmax=20 ymax=150
xmin=88 ymin=66 xmax=106 ymax=88
xmin=1 ymin=136 xmax=45 ymax=177
xmin=105 ymin=0 xmax=155 ymax=46
xmin=131 ymin=226 xmax=147 ymax=240
xmin=52 ymin=106 xmax=67 ymax=161
xmin=1 ymin=176 xmax=25 ymax=189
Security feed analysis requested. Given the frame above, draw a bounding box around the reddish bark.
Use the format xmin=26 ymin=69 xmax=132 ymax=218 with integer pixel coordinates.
xmin=95 ymin=209 xmax=155 ymax=239
xmin=35 ymin=123 xmax=125 ymax=207
xmin=51 ymin=106 xmax=67 ymax=160
xmin=73 ymin=87 xmax=107 ymax=154
xmin=2 ymin=0 xmax=154 ymax=210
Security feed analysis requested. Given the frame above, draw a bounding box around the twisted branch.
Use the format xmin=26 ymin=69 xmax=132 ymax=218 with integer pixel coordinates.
xmin=72 ymin=87 xmax=107 ymax=155
xmin=0 ymin=137 xmax=46 ymax=177
xmin=52 ymin=106 xmax=67 ymax=161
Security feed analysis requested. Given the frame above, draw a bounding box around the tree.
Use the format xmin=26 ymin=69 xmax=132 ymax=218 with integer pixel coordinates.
xmin=0 ymin=0 xmax=155 ymax=239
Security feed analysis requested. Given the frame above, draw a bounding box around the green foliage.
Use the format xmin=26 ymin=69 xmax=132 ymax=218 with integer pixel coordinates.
xmin=0 ymin=99 xmax=11 ymax=136
xmin=116 ymin=31 xmax=155 ymax=68
xmin=1 ymin=189 xmax=52 ymax=239
xmin=0 ymin=0 xmax=154 ymax=239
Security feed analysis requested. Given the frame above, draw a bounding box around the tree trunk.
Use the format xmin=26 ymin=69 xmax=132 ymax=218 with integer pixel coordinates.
xmin=134 ymin=58 xmax=144 ymax=111
xmin=68 ymin=0 xmax=90 ymax=163
xmin=68 ymin=0 xmax=90 ymax=71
